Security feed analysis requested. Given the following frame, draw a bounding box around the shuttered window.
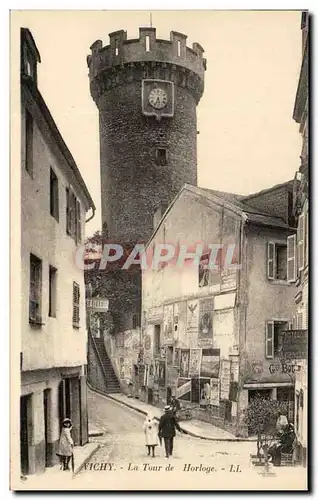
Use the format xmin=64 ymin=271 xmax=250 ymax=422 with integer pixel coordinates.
xmin=265 ymin=321 xmax=274 ymax=359
xmin=296 ymin=311 xmax=303 ymax=330
xmin=76 ymin=199 xmax=81 ymax=243
xmin=298 ymin=213 xmax=305 ymax=271
xmin=304 ymin=210 xmax=309 ymax=268
xmin=66 ymin=188 xmax=81 ymax=244
xmin=267 ymin=242 xmax=287 ymax=281
xmin=72 ymin=282 xmax=80 ymax=328
xmin=29 ymin=254 xmax=42 ymax=322
xmin=287 ymin=234 xmax=296 ymax=282
xmin=267 ymin=242 xmax=275 ymax=280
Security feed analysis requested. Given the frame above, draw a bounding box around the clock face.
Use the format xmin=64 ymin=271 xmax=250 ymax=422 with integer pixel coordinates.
xmin=148 ymin=88 xmax=168 ymax=109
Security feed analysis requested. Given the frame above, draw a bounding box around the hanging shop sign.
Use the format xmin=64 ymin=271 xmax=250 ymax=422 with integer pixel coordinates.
xmin=279 ymin=330 xmax=308 ymax=360
xmin=86 ymin=298 xmax=109 ymax=312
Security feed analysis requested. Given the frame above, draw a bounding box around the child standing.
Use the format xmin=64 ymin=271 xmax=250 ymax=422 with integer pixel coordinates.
xmin=143 ymin=413 xmax=159 ymax=458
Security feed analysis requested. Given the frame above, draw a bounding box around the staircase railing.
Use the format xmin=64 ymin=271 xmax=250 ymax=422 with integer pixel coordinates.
xmin=88 ymin=329 xmax=109 ymax=391
xmin=103 ymin=337 xmax=122 ymax=384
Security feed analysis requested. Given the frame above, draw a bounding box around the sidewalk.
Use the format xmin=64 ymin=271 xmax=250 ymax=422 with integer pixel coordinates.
xmin=103 ymin=390 xmax=254 ymax=442
xmin=18 ymin=441 xmax=100 ymax=489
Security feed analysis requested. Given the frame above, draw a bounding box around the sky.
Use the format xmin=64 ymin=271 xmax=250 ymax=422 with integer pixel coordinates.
xmin=12 ymin=10 xmax=303 ymax=235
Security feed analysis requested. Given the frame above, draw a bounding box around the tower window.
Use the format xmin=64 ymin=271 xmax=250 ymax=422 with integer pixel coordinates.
xmin=115 ymin=40 xmax=119 ymax=56
xmin=177 ymin=40 xmax=181 ymax=57
xmin=156 ymin=148 xmax=167 ymax=166
xmin=145 ymin=35 xmax=150 ymax=52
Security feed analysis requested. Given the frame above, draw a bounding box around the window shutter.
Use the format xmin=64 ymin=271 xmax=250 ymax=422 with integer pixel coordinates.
xmin=72 ymin=282 xmax=80 ymax=326
xmin=298 ymin=213 xmax=305 ymax=271
xmin=265 ymin=321 xmax=274 ymax=358
xmin=267 ymin=242 xmax=275 ymax=280
xmin=305 ymin=211 xmax=308 ymax=267
xmin=76 ymin=199 xmax=81 ymax=243
xmin=287 ymin=234 xmax=296 ymax=282
xmin=66 ymin=188 xmax=71 ymax=234
xmin=297 ymin=311 xmax=303 ymax=330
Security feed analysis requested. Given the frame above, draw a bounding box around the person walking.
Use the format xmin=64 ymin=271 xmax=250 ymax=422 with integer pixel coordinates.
xmin=56 ymin=418 xmax=74 ymax=471
xmin=143 ymin=413 xmax=159 ymax=458
xmin=159 ymin=405 xmax=183 ymax=458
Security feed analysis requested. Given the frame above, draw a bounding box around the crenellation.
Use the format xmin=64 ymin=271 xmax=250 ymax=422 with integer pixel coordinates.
xmin=88 ymin=28 xmax=206 ymax=83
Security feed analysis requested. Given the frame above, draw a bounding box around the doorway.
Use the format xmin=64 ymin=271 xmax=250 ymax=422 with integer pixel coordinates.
xmin=20 ymin=395 xmax=31 ymax=476
xmin=43 ymin=389 xmax=50 ymax=467
xmin=58 ymin=379 xmax=72 ymax=428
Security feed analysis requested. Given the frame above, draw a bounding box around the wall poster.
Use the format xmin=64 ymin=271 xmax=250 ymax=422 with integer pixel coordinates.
xmin=174 ymin=347 xmax=181 ymax=368
xmin=154 ymin=359 xmax=160 ymax=384
xmin=210 ymin=378 xmax=220 ymax=406
xmin=163 ymin=304 xmax=174 ymax=344
xmin=220 ymin=359 xmax=231 ymax=400
xmin=201 ymin=348 xmax=220 ymax=378
xmin=176 ymin=377 xmax=191 ymax=401
xmin=186 ymin=300 xmax=199 ymax=332
xmin=189 ymin=348 xmax=201 ymax=377
xmin=180 ymin=349 xmax=190 ymax=378
xmin=159 ymin=360 xmax=166 ymax=387
xmin=198 ymin=297 xmax=213 ymax=340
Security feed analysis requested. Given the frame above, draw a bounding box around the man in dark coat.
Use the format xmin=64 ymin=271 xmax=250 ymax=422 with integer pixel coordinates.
xmin=159 ymin=405 xmax=183 ymax=458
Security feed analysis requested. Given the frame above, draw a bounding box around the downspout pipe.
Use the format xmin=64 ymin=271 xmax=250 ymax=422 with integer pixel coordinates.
xmin=85 ymin=206 xmax=96 ymax=224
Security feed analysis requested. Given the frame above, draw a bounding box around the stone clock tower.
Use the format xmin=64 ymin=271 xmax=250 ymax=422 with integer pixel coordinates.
xmin=88 ymin=28 xmax=206 ymax=333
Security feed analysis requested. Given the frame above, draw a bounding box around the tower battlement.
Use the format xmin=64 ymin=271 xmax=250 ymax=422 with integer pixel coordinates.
xmin=88 ymin=27 xmax=206 ymax=104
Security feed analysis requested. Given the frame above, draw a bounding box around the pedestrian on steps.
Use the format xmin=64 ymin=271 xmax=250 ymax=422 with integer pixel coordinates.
xmin=56 ymin=418 xmax=74 ymax=471
xmin=143 ymin=413 xmax=159 ymax=458
xmin=159 ymin=405 xmax=184 ymax=458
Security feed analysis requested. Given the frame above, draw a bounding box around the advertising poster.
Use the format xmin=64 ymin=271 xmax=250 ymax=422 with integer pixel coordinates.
xmin=166 ymin=346 xmax=173 ymax=365
xmin=163 ymin=304 xmax=174 ymax=344
xmin=180 ymin=349 xmax=190 ymax=378
xmin=220 ymin=359 xmax=231 ymax=400
xmin=198 ymin=298 xmax=213 ymax=340
xmin=176 ymin=377 xmax=191 ymax=401
xmin=210 ymin=378 xmax=220 ymax=406
xmin=174 ymin=348 xmax=181 ymax=368
xmin=201 ymin=348 xmax=220 ymax=378
xmin=167 ymin=366 xmax=179 ymax=387
xmin=154 ymin=359 xmax=160 ymax=384
xmin=189 ymin=348 xmax=201 ymax=377
xmin=159 ymin=360 xmax=166 ymax=387
xmin=186 ymin=299 xmax=199 ymax=332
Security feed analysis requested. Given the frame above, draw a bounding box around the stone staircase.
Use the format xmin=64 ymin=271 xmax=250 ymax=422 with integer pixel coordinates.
xmin=91 ymin=336 xmax=121 ymax=394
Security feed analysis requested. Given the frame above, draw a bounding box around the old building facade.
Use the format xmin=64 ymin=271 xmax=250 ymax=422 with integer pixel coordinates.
xmin=20 ymin=29 xmax=95 ymax=475
xmin=289 ymin=11 xmax=309 ymax=465
xmin=141 ymin=183 xmax=297 ymax=436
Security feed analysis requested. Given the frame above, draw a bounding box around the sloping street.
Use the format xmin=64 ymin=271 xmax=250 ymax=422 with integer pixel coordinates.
xmin=73 ymin=390 xmax=307 ymax=491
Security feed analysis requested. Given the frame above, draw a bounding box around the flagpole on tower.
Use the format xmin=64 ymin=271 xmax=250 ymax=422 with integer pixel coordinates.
xmin=150 ymin=13 xmax=152 ymax=27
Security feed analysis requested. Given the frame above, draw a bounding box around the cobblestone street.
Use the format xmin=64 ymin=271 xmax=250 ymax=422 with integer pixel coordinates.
xmin=73 ymin=390 xmax=307 ymax=491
